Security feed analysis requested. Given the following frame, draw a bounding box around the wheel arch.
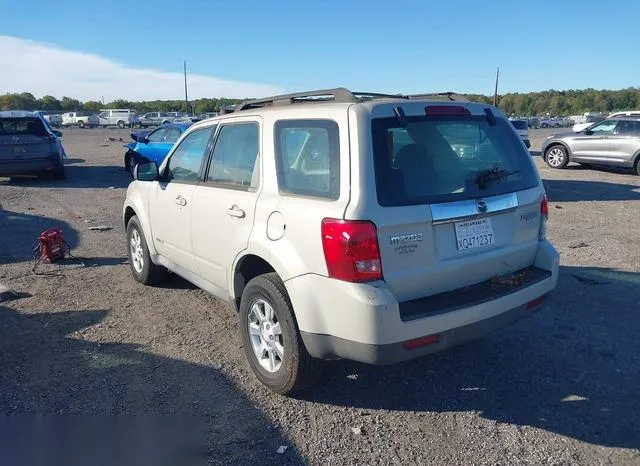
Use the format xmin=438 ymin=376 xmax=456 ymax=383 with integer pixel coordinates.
xmin=231 ymin=253 xmax=281 ymax=311
xmin=543 ymin=141 xmax=572 ymax=161
xmin=123 ymin=199 xmax=158 ymax=256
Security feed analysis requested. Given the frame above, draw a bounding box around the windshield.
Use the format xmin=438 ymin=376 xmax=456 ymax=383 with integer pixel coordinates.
xmin=0 ymin=117 xmax=49 ymax=136
xmin=371 ymin=115 xmax=538 ymax=206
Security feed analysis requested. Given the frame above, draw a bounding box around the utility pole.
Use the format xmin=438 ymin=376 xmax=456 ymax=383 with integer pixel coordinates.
xmin=493 ymin=66 xmax=500 ymax=107
xmin=184 ymin=60 xmax=189 ymax=115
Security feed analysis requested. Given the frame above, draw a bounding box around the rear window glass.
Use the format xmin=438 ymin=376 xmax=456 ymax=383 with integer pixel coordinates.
xmin=510 ymin=120 xmax=528 ymax=130
xmin=0 ymin=118 xmax=48 ymax=136
xmin=371 ymin=116 xmax=538 ymax=206
xmin=274 ymin=119 xmax=340 ymax=200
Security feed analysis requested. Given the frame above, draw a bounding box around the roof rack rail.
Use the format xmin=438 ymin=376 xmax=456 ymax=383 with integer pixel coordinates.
xmin=236 ymin=87 xmax=409 ymax=111
xmin=407 ymin=92 xmax=469 ymax=102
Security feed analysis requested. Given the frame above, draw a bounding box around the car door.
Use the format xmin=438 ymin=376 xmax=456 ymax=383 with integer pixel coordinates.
xmin=190 ymin=121 xmax=261 ymax=291
xmin=572 ymin=119 xmax=618 ymax=160
xmin=138 ymin=127 xmax=166 ymax=164
xmin=608 ymin=120 xmax=640 ymax=164
xmin=148 ymin=126 xmax=215 ymax=272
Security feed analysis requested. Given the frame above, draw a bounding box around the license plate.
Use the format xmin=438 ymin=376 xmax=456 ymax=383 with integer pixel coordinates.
xmin=11 ymin=145 xmax=26 ymax=154
xmin=455 ymin=218 xmax=495 ymax=250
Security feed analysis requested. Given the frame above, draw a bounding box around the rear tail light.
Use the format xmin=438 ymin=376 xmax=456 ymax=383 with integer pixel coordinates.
xmin=425 ymin=105 xmax=471 ymax=116
xmin=321 ymin=218 xmax=382 ymax=282
xmin=526 ymin=295 xmax=546 ymax=310
xmin=539 ymin=195 xmax=549 ymax=240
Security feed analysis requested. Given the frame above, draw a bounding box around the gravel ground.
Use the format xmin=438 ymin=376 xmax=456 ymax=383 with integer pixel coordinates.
xmin=1 ymin=127 xmax=639 ymax=465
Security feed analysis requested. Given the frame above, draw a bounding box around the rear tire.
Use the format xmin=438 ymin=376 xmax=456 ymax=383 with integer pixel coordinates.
xmin=545 ymin=145 xmax=569 ymax=169
xmin=78 ymin=120 xmax=85 ymax=129
xmin=634 ymin=158 xmax=640 ymax=176
xmin=118 ymin=120 xmax=125 ymax=129
xmin=126 ymin=216 xmax=167 ymax=285
xmin=53 ymin=164 xmax=66 ymax=180
xmin=240 ymin=273 xmax=322 ymax=394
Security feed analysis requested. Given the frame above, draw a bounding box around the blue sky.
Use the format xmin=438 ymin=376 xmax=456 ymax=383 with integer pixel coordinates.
xmin=1 ymin=0 xmax=639 ymax=100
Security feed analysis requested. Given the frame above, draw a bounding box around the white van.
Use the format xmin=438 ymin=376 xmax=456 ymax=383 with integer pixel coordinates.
xmin=99 ymin=109 xmax=139 ymax=128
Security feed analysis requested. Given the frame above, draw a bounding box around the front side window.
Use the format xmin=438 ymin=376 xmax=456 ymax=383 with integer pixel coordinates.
xmin=590 ymin=120 xmax=618 ymax=134
xmin=372 ymin=115 xmax=538 ymax=206
xmin=166 ymin=127 xmax=214 ymax=182
xmin=147 ymin=128 xmax=166 ymax=142
xmin=274 ymin=120 xmax=340 ymax=199
xmin=207 ymin=123 xmax=259 ymax=190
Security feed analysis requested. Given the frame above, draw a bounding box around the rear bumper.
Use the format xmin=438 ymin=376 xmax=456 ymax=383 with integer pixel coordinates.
xmin=0 ymin=157 xmax=59 ymax=176
xmin=287 ymin=240 xmax=559 ymax=365
xmin=301 ymin=298 xmax=547 ymax=365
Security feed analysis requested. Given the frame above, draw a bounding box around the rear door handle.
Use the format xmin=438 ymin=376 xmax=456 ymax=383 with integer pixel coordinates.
xmin=226 ymin=205 xmax=246 ymax=218
xmin=175 ymin=195 xmax=187 ymax=206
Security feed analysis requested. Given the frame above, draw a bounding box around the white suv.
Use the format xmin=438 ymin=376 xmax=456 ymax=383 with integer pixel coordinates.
xmin=123 ymin=88 xmax=559 ymax=394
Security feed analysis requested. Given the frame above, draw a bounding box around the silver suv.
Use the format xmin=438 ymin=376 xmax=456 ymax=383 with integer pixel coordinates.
xmin=542 ymin=116 xmax=640 ymax=175
xmin=122 ymin=88 xmax=559 ymax=394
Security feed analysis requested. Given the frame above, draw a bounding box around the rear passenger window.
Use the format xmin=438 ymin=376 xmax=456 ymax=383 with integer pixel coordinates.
xmin=164 ymin=127 xmax=181 ymax=142
xmin=274 ymin=120 xmax=339 ymax=200
xmin=207 ymin=123 xmax=259 ymax=190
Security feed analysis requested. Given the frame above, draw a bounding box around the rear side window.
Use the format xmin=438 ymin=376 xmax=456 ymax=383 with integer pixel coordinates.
xmin=510 ymin=120 xmax=528 ymax=130
xmin=164 ymin=127 xmax=181 ymax=142
xmin=371 ymin=116 xmax=538 ymax=206
xmin=614 ymin=120 xmax=640 ymax=135
xmin=274 ymin=120 xmax=340 ymax=200
xmin=0 ymin=118 xmax=48 ymax=136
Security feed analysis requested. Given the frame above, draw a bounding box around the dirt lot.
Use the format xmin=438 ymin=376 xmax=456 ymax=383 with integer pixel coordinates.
xmin=1 ymin=127 xmax=639 ymax=465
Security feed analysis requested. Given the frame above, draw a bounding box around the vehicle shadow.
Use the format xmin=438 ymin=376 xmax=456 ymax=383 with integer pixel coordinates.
xmin=301 ymin=265 xmax=640 ymax=449
xmin=543 ymin=179 xmax=640 ymax=202
xmin=0 ymin=306 xmax=303 ymax=465
xmin=8 ymin=165 xmax=130 ymax=189
xmin=0 ymin=210 xmax=79 ymax=265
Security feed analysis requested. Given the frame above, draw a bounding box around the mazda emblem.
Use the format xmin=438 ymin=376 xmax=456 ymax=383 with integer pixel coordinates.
xmin=477 ymin=200 xmax=487 ymax=213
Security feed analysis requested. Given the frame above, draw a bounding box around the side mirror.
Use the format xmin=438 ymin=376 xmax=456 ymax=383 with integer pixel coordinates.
xmin=139 ymin=136 xmax=149 ymax=144
xmin=53 ymin=130 xmax=63 ymax=138
xmin=134 ymin=162 xmax=159 ymax=181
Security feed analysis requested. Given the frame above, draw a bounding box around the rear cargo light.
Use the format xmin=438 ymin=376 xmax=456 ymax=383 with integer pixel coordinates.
xmin=526 ymin=295 xmax=546 ymax=310
xmin=321 ymin=218 xmax=382 ymax=282
xmin=425 ymin=105 xmax=471 ymax=116
xmin=539 ymin=195 xmax=549 ymax=240
xmin=402 ymin=334 xmax=440 ymax=350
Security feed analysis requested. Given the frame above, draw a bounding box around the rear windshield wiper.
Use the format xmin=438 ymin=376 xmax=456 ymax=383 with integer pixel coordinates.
xmin=475 ymin=168 xmax=519 ymax=190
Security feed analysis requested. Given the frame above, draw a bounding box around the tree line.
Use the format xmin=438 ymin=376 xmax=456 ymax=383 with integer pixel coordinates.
xmin=1 ymin=88 xmax=639 ymax=116
xmin=0 ymin=92 xmax=243 ymax=115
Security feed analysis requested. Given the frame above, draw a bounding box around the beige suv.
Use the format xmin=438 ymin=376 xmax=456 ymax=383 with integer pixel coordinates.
xmin=122 ymin=88 xmax=559 ymax=394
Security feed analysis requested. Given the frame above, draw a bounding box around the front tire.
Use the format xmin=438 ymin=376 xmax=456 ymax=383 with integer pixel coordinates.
xmin=126 ymin=216 xmax=166 ymax=285
xmin=78 ymin=120 xmax=85 ymax=129
xmin=118 ymin=120 xmax=125 ymax=129
xmin=240 ymin=273 xmax=322 ymax=394
xmin=545 ymin=145 xmax=569 ymax=169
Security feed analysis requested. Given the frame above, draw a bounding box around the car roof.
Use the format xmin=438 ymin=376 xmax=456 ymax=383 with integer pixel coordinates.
xmin=0 ymin=110 xmax=37 ymax=118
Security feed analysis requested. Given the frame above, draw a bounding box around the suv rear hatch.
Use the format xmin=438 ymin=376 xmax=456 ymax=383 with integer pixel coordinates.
xmin=0 ymin=117 xmax=55 ymax=160
xmin=366 ymin=104 xmax=545 ymax=308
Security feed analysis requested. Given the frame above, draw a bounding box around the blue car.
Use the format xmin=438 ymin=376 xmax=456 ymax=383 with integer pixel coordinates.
xmin=123 ymin=123 xmax=191 ymax=175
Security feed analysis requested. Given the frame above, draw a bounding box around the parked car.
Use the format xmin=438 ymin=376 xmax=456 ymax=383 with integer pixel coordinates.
xmin=542 ymin=115 xmax=640 ymax=174
xmin=61 ymin=112 xmax=99 ymax=128
xmin=34 ymin=111 xmax=63 ymax=128
xmin=198 ymin=112 xmax=219 ymax=120
xmin=123 ymin=123 xmax=190 ymax=175
xmin=138 ymin=112 xmax=173 ymax=127
xmin=0 ymin=110 xmax=66 ymax=179
xmin=98 ymin=109 xmax=139 ymax=128
xmin=572 ymin=114 xmax=607 ymax=132
xmin=509 ymin=119 xmax=531 ymax=148
xmin=122 ymin=88 xmax=559 ymax=394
